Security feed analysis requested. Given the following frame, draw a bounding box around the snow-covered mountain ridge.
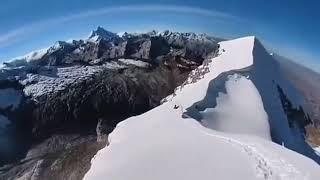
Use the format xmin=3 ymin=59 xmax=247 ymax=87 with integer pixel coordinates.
xmin=84 ymin=37 xmax=320 ymax=180
xmin=2 ymin=28 xmax=218 ymax=69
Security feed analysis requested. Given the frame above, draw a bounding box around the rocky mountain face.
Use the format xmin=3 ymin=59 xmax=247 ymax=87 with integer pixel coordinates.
xmin=0 ymin=28 xmax=220 ymax=179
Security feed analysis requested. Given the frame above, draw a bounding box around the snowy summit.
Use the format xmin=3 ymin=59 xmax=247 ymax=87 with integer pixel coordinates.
xmin=88 ymin=26 xmax=119 ymax=42
xmin=84 ymin=37 xmax=320 ymax=180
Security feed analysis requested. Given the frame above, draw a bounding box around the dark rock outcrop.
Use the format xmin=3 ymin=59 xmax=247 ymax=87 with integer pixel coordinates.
xmin=0 ymin=80 xmax=33 ymax=166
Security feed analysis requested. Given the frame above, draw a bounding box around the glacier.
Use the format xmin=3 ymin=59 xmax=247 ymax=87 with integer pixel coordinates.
xmin=84 ymin=36 xmax=320 ymax=180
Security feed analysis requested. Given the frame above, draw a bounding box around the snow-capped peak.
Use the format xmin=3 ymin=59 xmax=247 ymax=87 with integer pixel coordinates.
xmin=88 ymin=26 xmax=119 ymax=42
xmin=47 ymin=41 xmax=71 ymax=54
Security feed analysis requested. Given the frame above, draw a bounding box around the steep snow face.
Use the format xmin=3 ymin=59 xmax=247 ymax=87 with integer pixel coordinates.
xmin=85 ymin=37 xmax=320 ymax=180
xmin=200 ymin=74 xmax=271 ymax=140
xmin=249 ymin=40 xmax=318 ymax=162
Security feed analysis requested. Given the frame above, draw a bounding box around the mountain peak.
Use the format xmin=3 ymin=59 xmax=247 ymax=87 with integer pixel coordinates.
xmin=88 ymin=26 xmax=119 ymax=42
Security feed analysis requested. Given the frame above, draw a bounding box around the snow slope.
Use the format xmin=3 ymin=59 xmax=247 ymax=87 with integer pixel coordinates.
xmin=84 ymin=37 xmax=320 ymax=180
xmin=200 ymin=74 xmax=271 ymax=140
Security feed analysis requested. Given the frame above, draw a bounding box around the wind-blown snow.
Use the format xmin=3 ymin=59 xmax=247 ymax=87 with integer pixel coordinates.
xmin=6 ymin=48 xmax=48 ymax=66
xmin=84 ymin=37 xmax=320 ymax=180
xmin=201 ymin=74 xmax=271 ymax=140
xmin=0 ymin=88 xmax=21 ymax=110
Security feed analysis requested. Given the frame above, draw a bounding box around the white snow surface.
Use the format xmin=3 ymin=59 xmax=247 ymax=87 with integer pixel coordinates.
xmin=165 ymin=36 xmax=256 ymax=107
xmin=19 ymin=59 xmax=147 ymax=99
xmin=84 ymin=37 xmax=320 ymax=180
xmin=0 ymin=88 xmax=21 ymax=109
xmin=85 ymin=103 xmax=320 ymax=180
xmin=47 ymin=41 xmax=68 ymax=54
xmin=20 ymin=65 xmax=105 ymax=98
xmin=87 ymin=35 xmax=100 ymax=43
xmin=201 ymin=74 xmax=271 ymax=140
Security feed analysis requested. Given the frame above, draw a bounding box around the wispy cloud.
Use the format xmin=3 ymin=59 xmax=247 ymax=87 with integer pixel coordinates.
xmin=0 ymin=28 xmax=33 ymax=48
xmin=0 ymin=4 xmax=243 ymax=48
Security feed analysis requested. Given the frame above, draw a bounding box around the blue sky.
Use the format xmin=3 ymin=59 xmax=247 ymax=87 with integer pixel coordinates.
xmin=0 ymin=0 xmax=319 ymax=72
